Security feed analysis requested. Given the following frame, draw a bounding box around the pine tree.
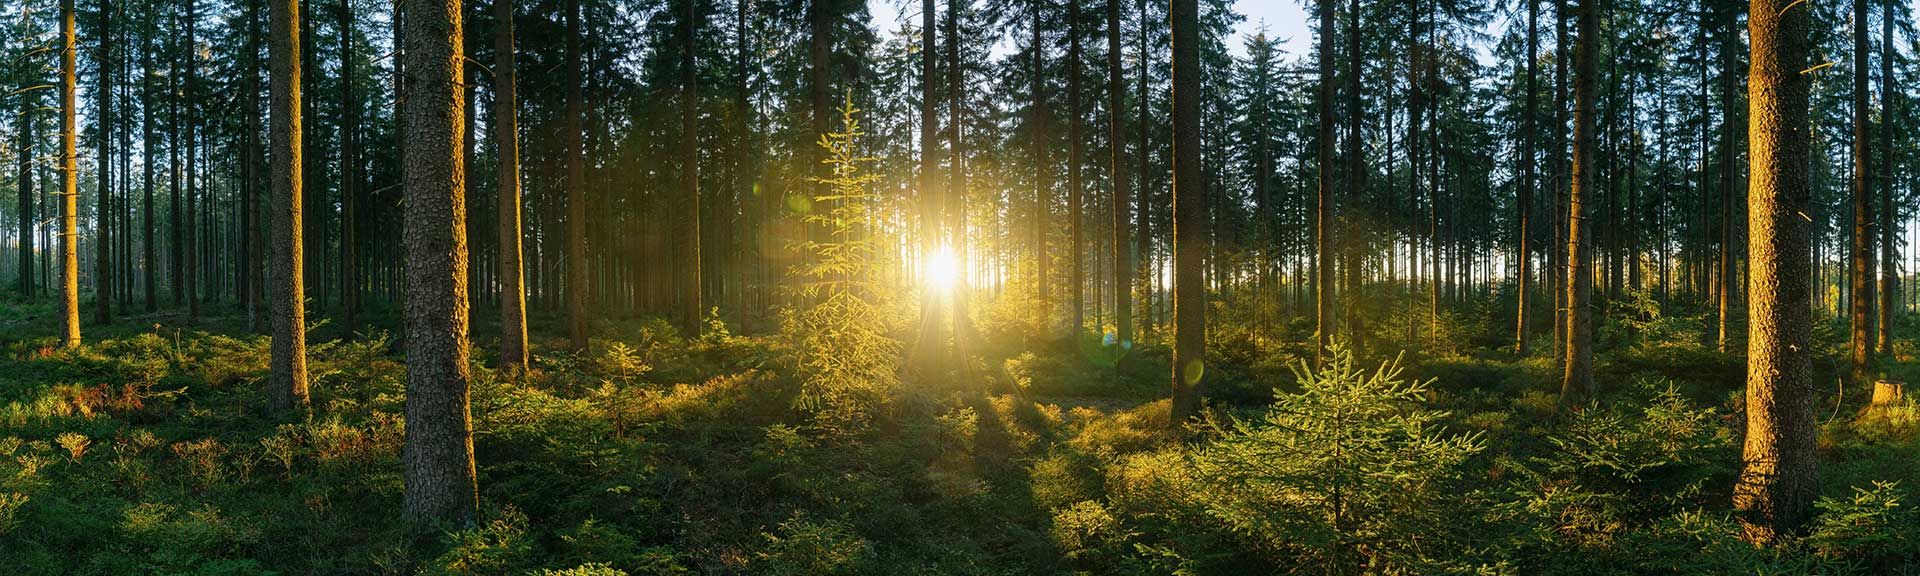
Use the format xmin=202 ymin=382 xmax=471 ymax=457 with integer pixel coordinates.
xmin=494 ymin=0 xmax=529 ymax=370
xmin=1737 ymin=0 xmax=1817 ymax=544
xmin=399 ymin=0 xmax=477 ymax=529
xmin=1561 ymin=0 xmax=1597 ymax=404
xmin=1170 ymin=0 xmax=1204 ymax=421
xmin=267 ymin=0 xmax=309 ymax=415
xmin=59 ymin=0 xmax=80 ymax=347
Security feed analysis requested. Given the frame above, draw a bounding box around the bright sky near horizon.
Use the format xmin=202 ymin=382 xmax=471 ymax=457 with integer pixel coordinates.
xmin=868 ymin=0 xmax=1305 ymax=58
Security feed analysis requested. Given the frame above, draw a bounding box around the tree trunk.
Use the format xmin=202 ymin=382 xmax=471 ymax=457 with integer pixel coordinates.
xmin=1032 ymin=0 xmax=1051 ymax=314
xmin=95 ymin=0 xmax=113 ymax=325
xmin=1315 ymin=0 xmax=1334 ymax=363
xmin=1517 ymin=0 xmax=1537 ymax=355
xmin=1135 ymin=0 xmax=1151 ymax=340
xmin=564 ymin=0 xmax=588 ymax=348
xmin=399 ymin=0 xmax=477 ymax=529
xmin=339 ymin=0 xmax=359 ymax=333
xmin=1848 ymin=0 xmax=1874 ymax=385
xmin=1561 ymin=0 xmax=1597 ymax=404
xmin=1108 ymin=0 xmax=1130 ymax=348
xmin=1170 ymin=0 xmax=1204 ymax=421
xmin=267 ymin=0 xmax=309 ymax=415
xmin=682 ymin=0 xmax=703 ymax=336
xmin=1737 ymin=0 xmax=1817 ymax=543
xmin=59 ymin=0 xmax=80 ymax=347
xmin=1343 ymin=0 xmax=1365 ymax=354
xmin=185 ymin=0 xmax=199 ymax=323
xmin=1878 ymin=2 xmax=1897 ymax=354
xmin=18 ymin=69 xmax=35 ymax=300
xmin=494 ymin=0 xmax=528 ymax=370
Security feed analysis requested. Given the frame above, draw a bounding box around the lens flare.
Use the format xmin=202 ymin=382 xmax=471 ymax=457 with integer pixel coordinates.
xmin=925 ymin=244 xmax=960 ymax=294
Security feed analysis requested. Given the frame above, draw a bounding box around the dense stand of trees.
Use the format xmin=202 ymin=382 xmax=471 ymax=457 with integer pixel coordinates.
xmin=0 ymin=0 xmax=1915 ymax=541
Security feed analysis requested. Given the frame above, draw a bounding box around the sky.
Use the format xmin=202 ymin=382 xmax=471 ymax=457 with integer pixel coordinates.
xmin=868 ymin=0 xmax=1306 ymax=59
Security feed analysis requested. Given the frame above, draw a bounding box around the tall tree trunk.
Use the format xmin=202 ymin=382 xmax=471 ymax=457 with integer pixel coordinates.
xmin=141 ymin=15 xmax=154 ymax=312
xmin=681 ymin=0 xmax=702 ymax=336
xmin=185 ymin=0 xmax=199 ymax=322
xmin=1135 ymin=0 xmax=1151 ymax=340
xmin=1343 ymin=0 xmax=1365 ymax=354
xmin=59 ymin=0 xmax=80 ymax=347
xmin=1551 ymin=0 xmax=1568 ymax=358
xmin=1315 ymin=0 xmax=1334 ymax=363
xmin=1170 ymin=0 xmax=1204 ymax=421
xmin=495 ymin=0 xmax=528 ymax=370
xmin=1517 ymin=0 xmax=1538 ymax=355
xmin=1032 ymin=0 xmax=1051 ymax=313
xmin=564 ymin=0 xmax=588 ymax=348
xmin=18 ymin=66 xmax=35 ymax=300
xmin=339 ymin=0 xmax=359 ymax=333
xmin=1848 ymin=0 xmax=1874 ymax=385
xmin=267 ymin=0 xmax=309 ymax=415
xmin=399 ymin=0 xmax=477 ymax=529
xmin=1108 ymin=0 xmax=1130 ymax=348
xmin=1738 ymin=0 xmax=1817 ymax=543
xmin=95 ymin=0 xmax=113 ymax=325
xmin=1561 ymin=0 xmax=1597 ymax=404
xmin=1068 ymin=0 xmax=1084 ymax=337
xmin=1716 ymin=0 xmax=1736 ymax=352
xmin=1879 ymin=1 xmax=1897 ymax=354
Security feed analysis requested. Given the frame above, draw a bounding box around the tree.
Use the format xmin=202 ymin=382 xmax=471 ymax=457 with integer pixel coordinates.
xmin=1848 ymin=0 xmax=1873 ymax=386
xmin=1108 ymin=0 xmax=1130 ymax=349
xmin=1736 ymin=0 xmax=1817 ymax=544
xmin=1170 ymin=0 xmax=1203 ymax=421
xmin=93 ymin=0 xmax=112 ymax=325
xmin=1315 ymin=0 xmax=1334 ymax=364
xmin=339 ymin=0 xmax=360 ymax=332
xmin=17 ymin=52 xmax=36 ymax=301
xmin=1067 ymin=0 xmax=1083 ymax=337
xmin=1877 ymin=0 xmax=1896 ymax=354
xmin=184 ymin=0 xmax=197 ymax=323
xmin=494 ymin=0 xmax=528 ymax=370
xmin=1560 ymin=0 xmax=1596 ymax=404
xmin=399 ymin=0 xmax=477 ymax=528
xmin=564 ymin=0 xmax=587 ymax=348
xmin=1516 ymin=0 xmax=1538 ymax=355
xmin=680 ymin=0 xmax=703 ymax=337
xmin=266 ymin=0 xmax=309 ymax=415
xmin=57 ymin=0 xmax=79 ymax=347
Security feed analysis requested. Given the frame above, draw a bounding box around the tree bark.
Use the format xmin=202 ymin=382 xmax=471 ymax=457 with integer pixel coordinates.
xmin=1878 ymin=1 xmax=1896 ymax=354
xmin=267 ymin=0 xmax=309 ymax=415
xmin=18 ymin=65 xmax=35 ymax=300
xmin=59 ymin=0 xmax=80 ymax=347
xmin=399 ymin=0 xmax=477 ymax=529
xmin=1517 ymin=0 xmax=1538 ymax=355
xmin=339 ymin=0 xmax=360 ymax=333
xmin=1737 ymin=0 xmax=1817 ymax=543
xmin=1848 ymin=0 xmax=1874 ymax=385
xmin=494 ymin=0 xmax=529 ymax=370
xmin=1067 ymin=0 xmax=1083 ymax=337
xmin=1560 ymin=0 xmax=1597 ymax=404
xmin=564 ymin=0 xmax=588 ymax=348
xmin=1315 ymin=0 xmax=1334 ymax=364
xmin=1170 ymin=0 xmax=1204 ymax=421
xmin=95 ymin=0 xmax=113 ymax=325
xmin=1108 ymin=0 xmax=1130 ymax=348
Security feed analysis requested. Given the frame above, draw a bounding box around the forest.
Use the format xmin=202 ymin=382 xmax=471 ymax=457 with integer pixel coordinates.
xmin=1 ymin=0 xmax=1920 ymax=572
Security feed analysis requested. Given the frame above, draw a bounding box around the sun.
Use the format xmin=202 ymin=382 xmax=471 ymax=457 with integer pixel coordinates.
xmin=924 ymin=244 xmax=961 ymax=295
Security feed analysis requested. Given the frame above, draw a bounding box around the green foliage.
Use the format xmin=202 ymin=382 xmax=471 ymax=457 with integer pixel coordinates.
xmin=1191 ymin=345 xmax=1486 ymax=573
xmin=781 ymin=96 xmax=902 ymax=431
xmin=1805 ymin=481 xmax=1920 ymax=563
xmin=751 ymin=512 xmax=875 ymax=575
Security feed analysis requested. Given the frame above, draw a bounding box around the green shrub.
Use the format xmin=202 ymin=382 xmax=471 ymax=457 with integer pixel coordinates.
xmin=1190 ymin=345 xmax=1485 ymax=573
xmin=1805 ymin=481 xmax=1919 ymax=563
xmin=752 ymin=512 xmax=874 ymax=576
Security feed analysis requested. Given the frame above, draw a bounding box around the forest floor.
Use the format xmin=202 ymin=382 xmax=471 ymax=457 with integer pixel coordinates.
xmin=1 ymin=294 xmax=1919 ymax=574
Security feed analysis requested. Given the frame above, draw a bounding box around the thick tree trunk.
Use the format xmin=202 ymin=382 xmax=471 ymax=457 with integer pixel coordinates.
xmin=1170 ymin=0 xmax=1204 ymax=421
xmin=1343 ymin=0 xmax=1365 ymax=354
xmin=399 ymin=0 xmax=477 ymax=529
xmin=59 ymin=0 xmax=80 ymax=347
xmin=1737 ymin=0 xmax=1817 ymax=543
xmin=494 ymin=0 xmax=529 ymax=370
xmin=1135 ymin=0 xmax=1151 ymax=340
xmin=267 ymin=0 xmax=309 ymax=415
xmin=1561 ymin=0 xmax=1597 ymax=404
xmin=18 ymin=73 xmax=35 ymax=300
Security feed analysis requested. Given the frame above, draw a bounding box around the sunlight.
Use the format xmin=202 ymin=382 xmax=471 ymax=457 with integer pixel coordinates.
xmin=924 ymin=243 xmax=961 ymax=295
